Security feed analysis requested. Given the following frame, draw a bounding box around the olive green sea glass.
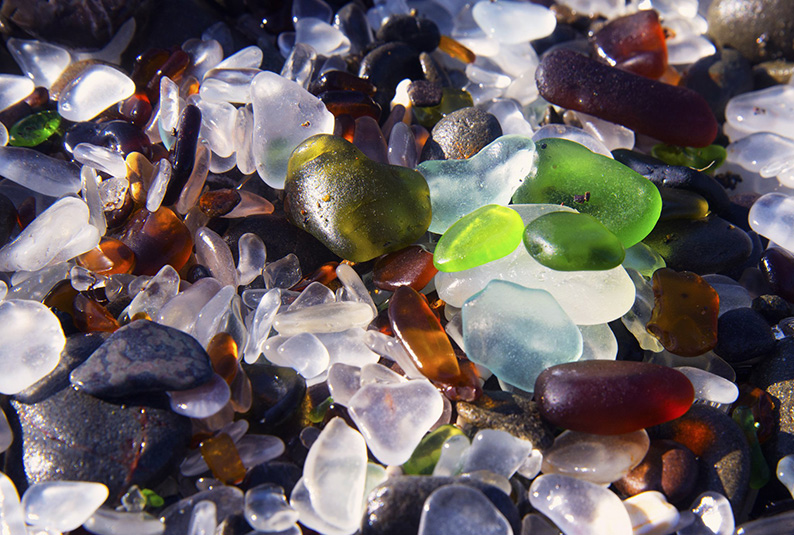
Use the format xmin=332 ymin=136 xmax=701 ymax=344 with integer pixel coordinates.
xmin=284 ymin=134 xmax=432 ymax=262
xmin=512 ymin=138 xmax=662 ymax=248
xmin=523 ymin=211 xmax=625 ymax=271
xmin=9 ymin=110 xmax=61 ymax=147
xmin=651 ymin=143 xmax=726 ymax=174
xmin=402 ymin=424 xmax=465 ymax=475
xmin=433 ymin=204 xmax=524 ymax=272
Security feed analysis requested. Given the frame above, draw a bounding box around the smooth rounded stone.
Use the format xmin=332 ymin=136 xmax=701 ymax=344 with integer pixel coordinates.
xmin=272 ymin=301 xmax=374 ymax=336
xmin=434 ymin=205 xmax=524 ymax=272
xmin=23 ymin=481 xmax=108 ymax=532
xmin=0 ymin=299 xmax=65 ymax=395
xmin=417 ymin=134 xmax=537 ymax=235
xmin=529 ymin=474 xmax=633 ymax=535
xmin=623 ymin=491 xmax=680 ymax=535
xmin=460 ymin=429 xmax=533 ymax=479
xmin=417 ymin=485 xmax=511 ymax=535
xmin=579 ymin=323 xmax=618 ymax=361
xmin=513 ymin=139 xmax=662 ymax=248
xmin=471 ymin=0 xmax=555 ymax=44
xmin=725 ymin=85 xmax=794 ymax=141
xmin=614 ymin=439 xmax=699 ymax=505
xmin=284 ymin=134 xmax=431 ymax=262
xmin=750 ymin=193 xmax=794 ymax=252
xmin=349 ymin=379 xmax=443 ymax=466
xmin=0 ymin=196 xmax=99 ymax=272
xmin=83 ymin=508 xmax=165 ymax=535
xmin=358 ymin=42 xmax=423 ymax=114
xmin=462 ymin=280 xmax=583 ymax=392
xmin=734 ymin=510 xmax=794 ymax=534
xmin=777 ymin=455 xmax=794 ymax=498
xmin=749 ymin=339 xmax=794 ymax=468
xmin=235 ymin=435 xmax=286 ymax=470
xmin=533 ymin=124 xmax=612 ymax=158
xmin=535 ymin=361 xmax=695 ymax=435
xmin=541 ymin=430 xmax=650 ymax=485
xmin=376 ymin=14 xmax=440 ymax=52
xmin=187 ymin=500 xmax=217 ymax=535
xmin=250 ymin=70 xmax=335 ymax=189
xmin=753 ymin=294 xmax=792 ymax=324
xmin=245 ymin=484 xmax=298 ymax=532
xmin=70 ymin=320 xmax=213 ymax=398
xmin=267 ymin=332 xmax=330 ymax=379
xmin=707 ymin=0 xmax=794 ymax=62
xmin=360 ymin=476 xmax=520 ymax=535
xmin=160 ymin=486 xmax=244 ymax=535
xmin=678 ymin=492 xmax=735 ymax=535
xmin=58 ymin=64 xmax=135 ymax=122
xmin=524 ymin=211 xmax=625 ymax=271
xmin=326 ymin=363 xmax=359 ymax=405
xmin=421 ymin=107 xmax=502 ymax=162
xmin=683 ymin=49 xmax=753 ymax=123
xmin=713 ymin=308 xmax=776 ymax=364
xmin=654 ymin=404 xmax=751 ymax=511
xmin=8 ymin=386 xmax=191 ymax=501
xmin=675 ymin=367 xmax=739 ymax=405
xmin=642 ymin=215 xmax=753 ymax=274
xmin=726 ymin=133 xmax=794 ymax=186
xmin=408 ymin=81 xmax=443 ymax=107
xmin=0 ymin=74 xmax=33 ymax=113
xmin=433 ymin=434 xmax=471 ymax=477
xmin=6 ymin=38 xmax=71 ymax=89
xmin=0 ymin=471 xmax=26 ymax=535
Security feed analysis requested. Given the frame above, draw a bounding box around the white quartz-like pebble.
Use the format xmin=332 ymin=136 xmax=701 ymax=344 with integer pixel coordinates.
xmin=233 ymin=105 xmax=256 ymax=175
xmin=265 ymin=253 xmax=302 ymax=289
xmin=541 ymin=430 xmax=650 ymax=485
xmin=288 ymin=282 xmax=335 ymax=312
xmin=289 ymin=478 xmax=353 ymax=535
xmin=579 ymin=323 xmax=618 ymax=361
xmin=58 ymin=64 xmax=135 ymax=122
xmin=348 ymin=379 xmax=444 ymax=466
xmin=145 ymin=158 xmax=172 ymax=212
xmin=189 ymin=97 xmax=237 ymax=158
xmin=73 ymin=143 xmax=127 ymax=178
xmin=678 ymin=492 xmax=734 ymax=535
xmin=360 ymin=362 xmax=405 ymax=386
xmin=274 ymin=301 xmax=375 ymax=335
xmin=0 ymin=470 xmax=26 ymax=535
xmin=271 ymin=332 xmax=330 ymax=379
xmin=336 ymin=264 xmax=377 ymax=316
xmin=726 ymin=85 xmax=794 ymax=140
xmin=22 ymin=481 xmax=108 ymax=532
xmin=243 ymin=288 xmax=281 ymax=364
xmin=293 ymin=17 xmax=351 ymax=57
xmin=726 ymin=132 xmax=794 ymax=186
xmin=127 ymin=264 xmax=180 ymax=320
xmin=245 ymin=485 xmax=299 ymax=532
xmin=327 ymin=363 xmax=362 ymax=406
xmin=81 ymin=166 xmax=107 ymax=235
xmin=0 ymin=408 xmax=11 ymax=454
xmin=0 ymin=146 xmax=81 ymax=196
xmin=196 ymin=227 xmax=239 ymax=288
xmin=623 ymin=491 xmax=680 ymax=535
xmin=168 ymin=374 xmax=230 ymax=418
xmin=250 ymin=71 xmax=335 ymax=189
xmin=471 ymin=0 xmax=555 ymax=43
xmin=187 ymin=500 xmax=216 ymax=535
xmin=417 ymin=485 xmax=512 ymax=535
xmin=83 ymin=509 xmax=164 ymax=535
xmin=574 ymin=111 xmax=635 ymax=151
xmin=236 ymin=233 xmax=267 ymax=286
xmin=201 ymin=68 xmax=261 ymax=104
xmin=461 ymin=429 xmax=533 ymax=479
xmin=303 ymin=418 xmax=368 ymax=532
xmin=749 ymin=193 xmax=794 ymax=253
xmin=433 ymin=435 xmax=471 ymax=477
xmin=675 ymin=366 xmax=739 ymax=405
xmin=0 ymin=299 xmax=65 ymax=395
xmin=157 ymin=277 xmax=222 ymax=333
xmin=529 ymin=474 xmax=632 ymax=535
xmin=6 ymin=39 xmax=71 ymax=89
xmin=532 ymin=124 xmax=613 ymax=158
xmin=0 ymin=75 xmax=33 ymax=112
xmin=702 ymin=275 xmax=753 ymax=316
xmin=236 ymin=434 xmax=285 ymax=469
xmin=777 ymin=454 xmax=794 ymax=499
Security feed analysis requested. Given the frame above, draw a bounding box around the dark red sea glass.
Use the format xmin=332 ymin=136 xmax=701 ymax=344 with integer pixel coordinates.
xmin=593 ymin=10 xmax=668 ymax=79
xmin=115 ymin=207 xmax=193 ymax=276
xmin=373 ymin=245 xmax=437 ymax=291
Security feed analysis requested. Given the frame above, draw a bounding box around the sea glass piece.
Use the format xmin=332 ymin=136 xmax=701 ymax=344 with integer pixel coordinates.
xmin=512 ymin=138 xmax=662 ymax=248
xmin=195 ymin=227 xmax=238 ymax=288
xmin=373 ymin=245 xmax=437 ymax=291
xmin=9 ymin=110 xmax=61 ymax=147
xmin=402 ymin=425 xmax=465 ymax=475
xmin=471 ymin=0 xmax=555 ymax=44
xmin=725 ymin=85 xmax=794 ymax=141
xmin=646 ymin=268 xmax=719 ymax=357
xmin=530 ymin=474 xmax=633 ymax=535
xmin=250 ymin=71 xmax=335 ymax=189
xmin=726 ymin=132 xmax=794 ymax=186
xmin=0 ymin=74 xmax=34 ymax=113
xmin=0 ymin=146 xmax=81 ymax=196
xmin=461 ymin=429 xmax=534 ymax=479
xmin=200 ymin=433 xmax=246 ymax=485
xmin=523 ymin=211 xmax=625 ymax=271
xmin=245 ymin=484 xmax=298 ymax=533
xmin=284 ymin=134 xmax=431 ymax=262
xmin=126 ymin=264 xmax=180 ymax=319
xmin=6 ymin=38 xmax=71 ymax=89
xmin=749 ymin=193 xmax=794 ymax=252
xmin=0 ymin=471 xmax=28 ymax=535
xmin=733 ymin=406 xmax=770 ymax=490
xmin=777 ymin=454 xmax=794 ymax=499
xmin=23 ymin=481 xmax=108 ymax=532
xmin=274 ymin=301 xmax=373 ymax=336
xmin=533 ymin=123 xmax=613 ymax=158
xmin=417 ymin=485 xmax=512 ymax=535
xmin=679 ymin=492 xmax=734 ymax=535
xmin=593 ymin=10 xmax=668 ymax=79
xmin=675 ymin=367 xmax=738 ymax=405
xmin=536 ymin=49 xmax=718 ymax=147
xmin=462 ymin=280 xmax=582 ymax=392
xmin=349 ymin=378 xmax=444 ymax=466
xmin=58 ymin=64 xmax=135 ymax=122
xmin=535 ymin=360 xmax=694 ymax=435
xmin=417 ymin=134 xmax=536 ymax=234
xmin=169 ymin=374 xmax=231 ymax=419
xmin=434 ymin=205 xmax=524 ymax=272
xmin=652 ymin=144 xmax=726 ymax=175
xmin=116 ymin=207 xmax=193 ymax=276
xmin=623 ymin=492 xmax=680 ymax=535
xmin=541 ymin=429 xmax=650 ymax=484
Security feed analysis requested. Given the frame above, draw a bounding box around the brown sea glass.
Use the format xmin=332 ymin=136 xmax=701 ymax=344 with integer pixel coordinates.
xmin=77 ymin=238 xmax=136 ymax=275
xmin=438 ymin=35 xmax=475 ymax=64
xmin=115 ymin=207 xmax=193 ymax=276
xmin=73 ymin=293 xmax=120 ymax=333
xmin=373 ymin=245 xmax=438 ymax=291
xmin=207 ymin=332 xmax=239 ymax=385
xmin=593 ymin=10 xmax=668 ymax=79
xmin=310 ymin=71 xmax=377 ymax=96
xmin=199 ymin=189 xmax=241 ymax=217
xmin=200 ymin=432 xmax=246 ymax=484
xmin=319 ymin=91 xmax=382 ymax=121
xmin=534 ymin=360 xmax=695 ymax=435
xmin=646 ymin=268 xmax=719 ymax=357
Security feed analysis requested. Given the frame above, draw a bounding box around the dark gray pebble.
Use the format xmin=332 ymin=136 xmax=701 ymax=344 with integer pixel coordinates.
xmin=683 ymin=48 xmax=753 ymax=122
xmin=359 ymin=42 xmax=423 ymax=114
xmin=708 ymin=0 xmax=794 ymax=63
xmin=69 ymin=320 xmax=214 ymax=398
xmin=375 ymin=14 xmax=441 ymax=53
xmin=243 ymin=362 xmax=306 ymax=433
xmin=420 ymin=107 xmax=502 ymax=161
xmin=714 ymin=308 xmax=777 ymax=364
xmin=750 ymin=338 xmax=794 ymax=468
xmin=753 ymin=294 xmax=793 ymax=324
xmin=408 ymin=80 xmax=443 ymax=107
xmin=0 ymin=193 xmax=17 ymax=248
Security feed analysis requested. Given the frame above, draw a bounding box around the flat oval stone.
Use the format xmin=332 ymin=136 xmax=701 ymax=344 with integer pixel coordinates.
xmin=512 ymin=139 xmax=662 ymax=248
xmin=284 ymin=134 xmax=431 ymax=262
xmin=70 ymin=320 xmax=214 ymax=398
xmin=534 ymin=361 xmax=695 ymax=435
xmin=523 ymin=211 xmax=625 ymax=271
xmin=434 ymin=205 xmax=524 ymax=272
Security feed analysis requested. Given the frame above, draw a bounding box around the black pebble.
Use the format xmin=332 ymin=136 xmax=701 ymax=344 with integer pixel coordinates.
xmin=376 ymin=14 xmax=441 ymax=53
xmin=408 ymin=80 xmax=443 ymax=107
xmin=714 ymin=308 xmax=777 ymax=363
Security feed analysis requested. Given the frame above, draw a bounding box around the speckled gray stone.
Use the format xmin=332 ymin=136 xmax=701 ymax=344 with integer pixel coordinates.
xmin=750 ymin=338 xmax=794 ymax=469
xmin=708 ymin=0 xmax=794 ymax=63
xmin=420 ymin=107 xmax=502 ymax=161
xmin=69 ymin=320 xmax=214 ymax=397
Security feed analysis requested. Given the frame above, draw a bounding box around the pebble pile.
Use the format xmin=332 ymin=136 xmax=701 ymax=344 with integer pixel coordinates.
xmin=1 ymin=0 xmax=794 ymax=534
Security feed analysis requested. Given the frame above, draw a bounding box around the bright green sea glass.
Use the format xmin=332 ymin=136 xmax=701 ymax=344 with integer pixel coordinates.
xmin=651 ymin=143 xmax=727 ymax=174
xmin=402 ymin=424 xmax=465 ymax=475
xmin=9 ymin=110 xmax=61 ymax=147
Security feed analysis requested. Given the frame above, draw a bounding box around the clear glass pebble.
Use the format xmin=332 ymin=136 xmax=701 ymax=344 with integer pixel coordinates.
xmin=579 ymin=323 xmax=618 ymax=361
xmin=236 ymin=434 xmax=285 ymax=469
xmin=517 ymin=448 xmax=544 ymax=480
xmin=83 ymin=508 xmax=164 ymax=535
xmin=192 ymin=285 xmax=236 ymax=347
xmin=532 ymin=124 xmax=613 ymax=158
xmin=236 ymin=233 xmax=266 ymax=286
xmin=81 ymin=166 xmax=107 ymax=236
xmin=623 ymin=491 xmax=680 ymax=535
xmin=749 ymin=193 xmax=794 ymax=253
xmin=159 ymin=76 xmax=182 ymax=136
xmin=0 ymin=74 xmax=33 ymax=113
xmin=187 ymin=500 xmax=216 ymax=535
xmin=574 ymin=111 xmax=635 ymax=152
xmin=387 ymin=121 xmax=418 ymax=168
xmin=126 ymin=265 xmax=180 ymax=320
xmin=157 ymin=277 xmax=222 ymax=333
xmin=471 ymin=0 xmax=556 ymax=44
xmin=292 ymin=17 xmax=351 ymax=57
xmin=22 ymin=481 xmax=109 ymax=532
xmin=622 ymin=268 xmax=665 ymax=352
xmin=315 ymin=328 xmax=380 ymax=369
xmin=0 ymin=470 xmax=26 ymax=535
xmin=0 ymin=408 xmax=11 ymax=454
xmin=176 ymin=140 xmax=210 ymax=215
xmin=73 ymin=143 xmax=127 ymax=178
xmin=200 ymin=68 xmax=261 ymax=104
xmin=182 ymin=39 xmax=224 ymax=81
xmin=58 ymin=64 xmax=135 ymax=122
xmin=195 ymin=227 xmax=238 ymax=288
xmin=678 ymin=492 xmax=734 ymax=535
xmin=6 ymin=38 xmax=71 ymax=89
xmin=433 ymin=435 xmax=471 ymax=477
xmin=701 ymin=275 xmax=753 ymax=316
xmin=485 ymin=98 xmax=534 ymax=137
xmin=417 ymin=485 xmax=512 ymax=535
xmin=327 ymin=363 xmax=362 ymax=406
xmin=360 ymin=362 xmax=405 ymax=386
xmin=726 ymin=85 xmax=794 ymax=141
xmin=264 ymin=254 xmax=302 ymax=290
xmin=273 ymin=301 xmax=374 ymax=336
xmin=243 ymin=288 xmax=281 ymax=364
xmin=233 ymin=105 xmax=256 ymax=176
xmin=189 ymin=96 xmax=237 ymax=158
xmin=0 ymin=146 xmax=81 ymax=196
xmin=245 ymin=484 xmax=299 ymax=532
xmin=70 ymin=18 xmax=136 ymax=65
xmin=287 ymin=282 xmax=335 ymax=312
xmin=777 ymin=455 xmax=794 ymax=499
xmin=289 ymin=478 xmax=353 ymax=535
xmin=215 ymin=46 xmax=263 ymax=70
xmin=675 ymin=367 xmax=739 ymax=405
xmin=168 ymin=374 xmax=231 ymax=419
xmin=336 ymin=264 xmax=377 ymax=316
xmin=280 ymin=43 xmax=318 ymax=89
xmin=726 ymin=132 xmax=794 ymax=186
xmin=460 ymin=428 xmax=533 ymax=479
xmin=270 ymin=332 xmax=330 ymax=379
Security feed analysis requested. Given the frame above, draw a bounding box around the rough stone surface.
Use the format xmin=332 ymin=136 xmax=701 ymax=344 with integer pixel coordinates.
xmin=613 ymin=439 xmax=699 ymax=505
xmin=750 ymin=338 xmax=794 ymax=470
xmin=683 ymin=49 xmax=754 ymax=123
xmin=420 ymin=107 xmax=502 ymax=161
xmin=713 ymin=308 xmax=777 ymax=364
xmin=707 ymin=0 xmax=794 ymax=63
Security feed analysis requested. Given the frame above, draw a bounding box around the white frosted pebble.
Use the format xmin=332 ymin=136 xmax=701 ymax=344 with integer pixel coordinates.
xmin=360 ymin=363 xmax=405 ymax=386
xmin=7 ymin=263 xmax=70 ymax=302
xmin=187 ymin=500 xmax=216 ymax=535
xmin=364 ymin=330 xmax=425 ymax=379
xmin=245 ymin=485 xmax=299 ymax=532
xmin=675 ymin=367 xmax=739 ymax=405
xmin=316 ymin=328 xmax=380 ymax=369
xmin=574 ymin=111 xmax=635 ymax=151
xmin=289 ymin=478 xmax=353 ymax=535
xmin=127 ymin=264 xmax=180 ymax=320
xmin=433 ymin=435 xmax=471 ymax=477
xmin=271 ymin=332 xmax=330 ymax=379
xmin=0 ymin=146 xmax=81 ymax=196
xmin=472 ymin=0 xmax=555 ymax=43
xmin=200 ymin=68 xmax=261 ymax=103
xmin=280 ymin=43 xmax=317 ymax=89
xmin=243 ymin=288 xmax=281 ymax=364
xmin=646 ymin=350 xmax=736 ymax=383
xmin=22 ymin=481 xmax=108 ymax=532
xmin=520 ymin=514 xmax=560 ymax=535
xmin=327 ymin=363 xmax=361 ymax=406
xmin=192 ymin=285 xmax=236 ymax=347
xmin=7 ymin=38 xmax=70 ymax=89
xmin=176 ymin=140 xmax=211 ymax=215
xmin=215 ymin=46 xmax=263 ymax=70
xmin=532 ymin=124 xmax=613 ymax=158
xmin=530 ymin=474 xmax=632 ymax=535
xmin=0 ymin=471 xmax=26 ymax=535
xmin=541 ymin=430 xmax=650 ymax=485
xmin=159 ymin=76 xmax=182 ymax=135
xmin=665 ymin=17 xmax=716 ymax=65
xmin=73 ymin=143 xmax=127 ymax=178
xmin=265 ymin=253 xmax=302 ymax=289
xmin=274 ymin=301 xmax=374 ymax=336
xmin=336 ymin=264 xmax=377 ymax=316
xmin=517 ymin=448 xmax=544 ymax=480
xmin=250 ymin=71 xmax=335 ymax=188
xmin=726 ymin=132 xmax=794 ymax=181
xmin=726 ymin=85 xmax=794 ymax=140
xmin=0 ymin=299 xmax=65 ymax=395
xmin=777 ymin=454 xmax=794 ymax=499
xmin=461 ymin=428 xmax=533 ymax=479
xmin=749 ymin=193 xmax=794 ymax=253
xmin=555 ymin=0 xmax=624 ymax=16
xmin=0 ymin=75 xmax=33 ymax=113
xmin=302 ymin=418 xmax=368 ymax=532
xmin=0 ymin=408 xmax=11 ymax=453
xmin=236 ymin=434 xmax=285 ymax=469
xmin=287 ymin=282 xmax=335 ymax=312
xmin=168 ymin=374 xmax=230 ymax=419
xmin=145 ymin=158 xmax=172 ymax=212
xmin=81 ymin=166 xmax=107 ymax=236
xmin=348 ymin=379 xmax=444 ymax=466
xmin=485 ymin=98 xmax=534 ymax=137
xmin=579 ymin=323 xmax=618 ymax=361
xmin=58 ymin=64 xmax=135 ymax=122
xmin=236 ymin=233 xmax=267 ymax=286
xmin=293 ymin=0 xmax=333 ymax=23
xmin=195 ymin=227 xmax=239 ymax=288
xmin=233 ymin=105 xmax=256 ymax=176
xmin=157 ymin=277 xmax=222 ymax=333
xmin=417 ymin=485 xmax=512 ymax=535
xmin=624 ymin=491 xmax=680 ymax=535
xmin=182 ymin=39 xmax=224 ymax=81
xmin=83 ymin=509 xmax=164 ymax=535
xmin=293 ymin=17 xmax=351 ymax=56
xmin=678 ymin=492 xmax=734 ymax=535
xmin=189 ymin=97 xmax=237 ymax=158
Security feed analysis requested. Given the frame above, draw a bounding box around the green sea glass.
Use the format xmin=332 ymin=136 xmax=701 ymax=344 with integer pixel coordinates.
xmin=433 ymin=204 xmax=524 ymax=272
xmin=9 ymin=110 xmax=61 ymax=147
xmin=512 ymin=138 xmax=662 ymax=248
xmin=651 ymin=143 xmax=726 ymax=174
xmin=522 ymin=211 xmax=625 ymax=271
xmin=402 ymin=424 xmax=465 ymax=475
xmin=284 ymin=134 xmax=432 ymax=262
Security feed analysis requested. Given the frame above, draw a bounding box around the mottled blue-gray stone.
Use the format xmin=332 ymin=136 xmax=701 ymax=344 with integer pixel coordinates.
xmin=69 ymin=320 xmax=213 ymax=397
